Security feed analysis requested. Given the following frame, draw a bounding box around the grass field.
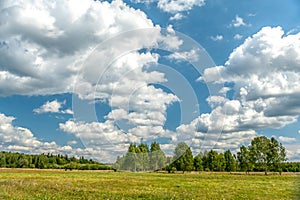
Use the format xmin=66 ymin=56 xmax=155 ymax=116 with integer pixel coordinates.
xmin=0 ymin=169 xmax=299 ymax=200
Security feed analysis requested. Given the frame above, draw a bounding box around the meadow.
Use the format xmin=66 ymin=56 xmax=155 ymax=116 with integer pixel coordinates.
xmin=0 ymin=169 xmax=299 ymax=200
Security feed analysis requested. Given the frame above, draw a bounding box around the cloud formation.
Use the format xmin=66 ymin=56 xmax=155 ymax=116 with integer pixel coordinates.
xmin=230 ymin=15 xmax=247 ymax=27
xmin=233 ymin=34 xmax=243 ymax=40
xmin=210 ymin=35 xmax=224 ymax=41
xmin=0 ymin=112 xmax=120 ymax=162
xmin=0 ymin=113 xmax=69 ymax=154
xmin=157 ymin=0 xmax=205 ymax=13
xmin=166 ymin=48 xmax=200 ymax=62
xmin=131 ymin=0 xmax=205 ymax=20
xmin=192 ymin=26 xmax=300 ymax=159
xmin=0 ymin=0 xmax=299 ymax=162
xmin=278 ymin=136 xmax=296 ymax=143
xmin=0 ymin=0 xmax=158 ymax=97
xmin=33 ymin=100 xmax=73 ymax=114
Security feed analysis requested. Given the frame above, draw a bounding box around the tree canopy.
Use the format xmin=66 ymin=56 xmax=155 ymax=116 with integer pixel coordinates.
xmin=0 ymin=151 xmax=110 ymax=170
xmin=114 ymin=136 xmax=293 ymax=173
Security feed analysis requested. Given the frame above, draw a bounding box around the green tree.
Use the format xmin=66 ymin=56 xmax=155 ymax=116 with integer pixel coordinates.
xmin=224 ymin=150 xmax=236 ymax=172
xmin=193 ymin=154 xmax=203 ymax=171
xmin=137 ymin=143 xmax=150 ymax=171
xmin=172 ymin=142 xmax=194 ymax=172
xmin=213 ymin=153 xmax=226 ymax=171
xmin=249 ymin=136 xmax=286 ymax=174
xmin=205 ymin=150 xmax=218 ymax=171
xmin=249 ymin=136 xmax=270 ymax=173
xmin=200 ymin=151 xmax=210 ymax=171
xmin=268 ymin=137 xmax=286 ymax=173
xmin=113 ymin=155 xmax=124 ymax=170
xmin=0 ymin=153 xmax=6 ymax=167
xmin=17 ymin=155 xmax=29 ymax=168
xmin=237 ymin=145 xmax=252 ymax=174
xmin=149 ymin=142 xmax=166 ymax=170
xmin=122 ymin=144 xmax=138 ymax=171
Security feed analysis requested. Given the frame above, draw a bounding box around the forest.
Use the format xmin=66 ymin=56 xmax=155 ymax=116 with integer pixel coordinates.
xmin=0 ymin=136 xmax=299 ymax=173
xmin=114 ymin=136 xmax=300 ymax=173
xmin=0 ymin=151 xmax=111 ymax=170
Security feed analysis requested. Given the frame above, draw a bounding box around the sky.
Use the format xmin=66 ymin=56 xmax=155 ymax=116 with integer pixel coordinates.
xmin=0 ymin=0 xmax=300 ymax=163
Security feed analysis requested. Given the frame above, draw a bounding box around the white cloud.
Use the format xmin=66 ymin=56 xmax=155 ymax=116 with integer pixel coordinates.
xmin=131 ymin=0 xmax=206 ymax=20
xmin=285 ymin=144 xmax=300 ymax=161
xmin=219 ymin=87 xmax=231 ymax=96
xmin=233 ymin=34 xmax=243 ymax=40
xmin=62 ymin=109 xmax=74 ymax=115
xmin=33 ymin=100 xmax=62 ymax=114
xmin=131 ymin=0 xmax=156 ymax=3
xmin=231 ymin=15 xmax=247 ymax=27
xmin=0 ymin=0 xmax=183 ymax=159
xmin=210 ymin=35 xmax=223 ymax=41
xmin=59 ymin=120 xmax=137 ymax=162
xmin=59 ymin=118 xmax=180 ymax=162
xmin=157 ymin=0 xmax=205 ymax=13
xmin=186 ymin=26 xmax=300 ymax=156
xmin=202 ymin=27 xmax=300 ymax=122
xmin=131 ymin=0 xmax=205 ymax=15
xmin=0 ymin=113 xmax=72 ymax=154
xmin=170 ymin=13 xmax=184 ymax=21
xmin=33 ymin=100 xmax=73 ymax=114
xmin=166 ymin=48 xmax=200 ymax=62
xmin=67 ymin=140 xmax=78 ymax=146
xmin=0 ymin=0 xmax=162 ymax=97
xmin=0 ymin=0 xmax=206 ymax=162
xmin=298 ymin=130 xmax=300 ymax=134
xmin=278 ymin=136 xmax=296 ymax=143
xmin=0 ymin=112 xmax=121 ymax=162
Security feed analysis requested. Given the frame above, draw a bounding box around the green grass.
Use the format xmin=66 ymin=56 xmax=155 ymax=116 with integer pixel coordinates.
xmin=0 ymin=169 xmax=299 ymax=200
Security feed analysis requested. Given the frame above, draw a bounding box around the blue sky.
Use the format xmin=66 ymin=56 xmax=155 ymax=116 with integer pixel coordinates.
xmin=0 ymin=0 xmax=299 ymax=162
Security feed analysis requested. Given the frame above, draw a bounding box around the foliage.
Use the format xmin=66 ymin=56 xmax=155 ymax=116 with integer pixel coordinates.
xmin=113 ymin=142 xmax=166 ymax=171
xmin=0 ymin=151 xmax=110 ymax=170
xmin=248 ymin=136 xmax=286 ymax=174
xmin=116 ymin=136 xmax=298 ymax=173
xmin=150 ymin=142 xmax=166 ymax=170
xmin=171 ymin=142 xmax=194 ymax=172
xmin=224 ymin=150 xmax=236 ymax=172
xmin=237 ymin=145 xmax=253 ymax=173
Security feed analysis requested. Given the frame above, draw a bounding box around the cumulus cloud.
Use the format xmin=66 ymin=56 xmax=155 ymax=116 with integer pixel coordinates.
xmin=166 ymin=48 xmax=200 ymax=62
xmin=59 ymin=119 xmax=178 ymax=161
xmin=157 ymin=0 xmax=205 ymax=13
xmin=233 ymin=34 xmax=243 ymax=40
xmin=202 ymin=27 xmax=300 ymax=121
xmin=170 ymin=13 xmax=184 ymax=21
xmin=0 ymin=0 xmax=199 ymax=162
xmin=67 ymin=140 xmax=78 ymax=146
xmin=210 ymin=35 xmax=223 ymax=41
xmin=131 ymin=0 xmax=205 ymax=20
xmin=219 ymin=87 xmax=231 ymax=96
xmin=181 ymin=26 xmax=300 ymax=159
xmin=206 ymin=26 xmax=300 ymax=132
xmin=0 ymin=113 xmax=70 ymax=153
xmin=33 ymin=100 xmax=73 ymax=114
xmin=278 ymin=136 xmax=296 ymax=143
xmin=285 ymin=144 xmax=300 ymax=161
xmin=0 ymin=112 xmax=118 ymax=162
xmin=0 ymin=0 xmax=162 ymax=97
xmin=230 ymin=15 xmax=248 ymax=27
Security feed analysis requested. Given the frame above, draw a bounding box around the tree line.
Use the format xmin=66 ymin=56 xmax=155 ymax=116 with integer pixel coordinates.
xmin=114 ymin=136 xmax=300 ymax=174
xmin=0 ymin=151 xmax=111 ymax=170
xmin=113 ymin=142 xmax=167 ymax=171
